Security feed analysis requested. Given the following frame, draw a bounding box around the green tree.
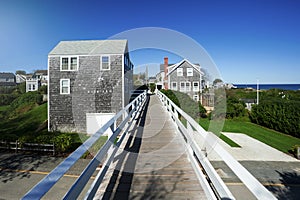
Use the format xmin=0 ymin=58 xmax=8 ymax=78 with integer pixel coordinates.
xmin=149 ymin=83 xmax=156 ymax=93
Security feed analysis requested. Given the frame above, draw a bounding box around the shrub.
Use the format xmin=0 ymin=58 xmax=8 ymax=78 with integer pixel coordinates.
xmin=250 ymin=100 xmax=300 ymax=138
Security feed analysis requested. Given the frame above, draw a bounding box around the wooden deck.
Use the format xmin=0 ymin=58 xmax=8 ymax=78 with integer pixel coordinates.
xmin=94 ymin=95 xmax=207 ymax=199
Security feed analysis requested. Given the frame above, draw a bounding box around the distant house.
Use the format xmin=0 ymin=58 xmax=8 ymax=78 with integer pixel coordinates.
xmin=160 ymin=57 xmax=204 ymax=101
xmin=24 ymin=70 xmax=48 ymax=92
xmin=48 ymin=40 xmax=133 ymax=134
xmin=34 ymin=70 xmax=48 ymax=86
xmin=26 ymin=78 xmax=40 ymax=92
xmin=16 ymin=74 xmax=26 ymax=84
xmin=0 ymin=72 xmax=16 ymax=86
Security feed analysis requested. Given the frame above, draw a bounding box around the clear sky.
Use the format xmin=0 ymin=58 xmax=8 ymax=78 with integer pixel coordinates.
xmin=0 ymin=0 xmax=299 ymax=84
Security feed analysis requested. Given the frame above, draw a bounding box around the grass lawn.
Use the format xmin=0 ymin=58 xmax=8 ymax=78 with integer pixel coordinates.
xmin=199 ymin=118 xmax=300 ymax=154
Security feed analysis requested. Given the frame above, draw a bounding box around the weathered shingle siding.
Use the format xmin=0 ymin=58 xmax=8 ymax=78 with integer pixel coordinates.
xmin=49 ymin=54 xmax=124 ymax=133
xmin=169 ymin=62 xmax=201 ymax=97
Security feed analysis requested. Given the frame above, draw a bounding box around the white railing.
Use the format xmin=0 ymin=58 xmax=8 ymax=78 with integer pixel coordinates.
xmin=157 ymin=90 xmax=277 ymax=200
xmin=22 ymin=91 xmax=147 ymax=200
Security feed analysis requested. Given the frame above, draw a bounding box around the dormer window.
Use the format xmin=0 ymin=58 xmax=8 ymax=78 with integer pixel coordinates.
xmin=60 ymin=56 xmax=78 ymax=71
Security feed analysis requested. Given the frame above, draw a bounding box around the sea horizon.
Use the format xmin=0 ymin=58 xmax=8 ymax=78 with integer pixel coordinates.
xmin=233 ymin=83 xmax=300 ymax=91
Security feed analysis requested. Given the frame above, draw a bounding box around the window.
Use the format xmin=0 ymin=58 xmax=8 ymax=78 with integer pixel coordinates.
xmin=193 ymin=82 xmax=199 ymax=92
xmin=70 ymin=57 xmax=78 ymax=70
xmin=193 ymin=95 xmax=199 ymax=101
xmin=171 ymin=82 xmax=177 ymax=90
xmin=101 ymin=56 xmax=110 ymax=70
xmin=32 ymin=84 xmax=35 ymax=91
xmin=60 ymin=79 xmax=70 ymax=94
xmin=186 ymin=82 xmax=191 ymax=91
xmin=180 ymin=82 xmax=185 ymax=91
xmin=28 ymin=84 xmax=32 ymax=91
xmin=177 ymin=68 xmax=183 ymax=76
xmin=61 ymin=57 xmax=78 ymax=71
xmin=187 ymin=68 xmax=193 ymax=76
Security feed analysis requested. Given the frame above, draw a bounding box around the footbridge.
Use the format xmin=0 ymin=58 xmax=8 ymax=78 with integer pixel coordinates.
xmin=22 ymin=91 xmax=277 ymax=200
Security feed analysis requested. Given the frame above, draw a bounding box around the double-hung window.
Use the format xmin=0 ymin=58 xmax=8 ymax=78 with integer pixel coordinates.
xmin=101 ymin=56 xmax=110 ymax=70
xmin=186 ymin=82 xmax=191 ymax=91
xmin=193 ymin=82 xmax=199 ymax=92
xmin=60 ymin=79 xmax=70 ymax=94
xmin=61 ymin=56 xmax=78 ymax=71
xmin=171 ymin=82 xmax=177 ymax=90
xmin=180 ymin=82 xmax=185 ymax=91
xmin=177 ymin=68 xmax=183 ymax=76
xmin=187 ymin=68 xmax=193 ymax=76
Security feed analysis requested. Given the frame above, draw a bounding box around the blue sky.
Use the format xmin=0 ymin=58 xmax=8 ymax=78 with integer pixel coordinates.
xmin=0 ymin=0 xmax=299 ymax=84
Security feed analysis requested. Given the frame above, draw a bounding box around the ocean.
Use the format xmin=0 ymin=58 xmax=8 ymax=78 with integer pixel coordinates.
xmin=234 ymin=84 xmax=300 ymax=91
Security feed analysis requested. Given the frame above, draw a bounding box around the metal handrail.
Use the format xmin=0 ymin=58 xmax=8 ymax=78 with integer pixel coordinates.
xmin=157 ymin=90 xmax=277 ymax=200
xmin=22 ymin=91 xmax=147 ymax=200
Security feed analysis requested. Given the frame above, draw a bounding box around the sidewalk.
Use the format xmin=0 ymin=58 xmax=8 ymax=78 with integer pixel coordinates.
xmin=207 ymin=132 xmax=299 ymax=162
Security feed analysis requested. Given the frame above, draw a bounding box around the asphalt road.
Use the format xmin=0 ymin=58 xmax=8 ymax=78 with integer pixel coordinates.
xmin=0 ymin=152 xmax=299 ymax=199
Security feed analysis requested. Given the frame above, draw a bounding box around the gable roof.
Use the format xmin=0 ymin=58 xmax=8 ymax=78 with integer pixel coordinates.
xmin=166 ymin=59 xmax=203 ymax=76
xmin=49 ymin=40 xmax=128 ymax=55
xmin=0 ymin=72 xmax=15 ymax=79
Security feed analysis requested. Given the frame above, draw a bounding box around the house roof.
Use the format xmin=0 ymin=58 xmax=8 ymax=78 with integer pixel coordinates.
xmin=34 ymin=70 xmax=48 ymax=75
xmin=0 ymin=72 xmax=15 ymax=79
xmin=49 ymin=40 xmax=128 ymax=55
xmin=166 ymin=59 xmax=203 ymax=76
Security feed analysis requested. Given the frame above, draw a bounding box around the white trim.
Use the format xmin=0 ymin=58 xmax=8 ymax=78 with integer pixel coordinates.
xmin=177 ymin=68 xmax=183 ymax=76
xmin=48 ymin=57 xmax=50 ymax=131
xmin=60 ymin=56 xmax=79 ymax=71
xmin=186 ymin=81 xmax=191 ymax=91
xmin=187 ymin=68 xmax=193 ymax=77
xmin=193 ymin=81 xmax=199 ymax=92
xmin=179 ymin=81 xmax=185 ymax=92
xmin=193 ymin=95 xmax=199 ymax=101
xmin=171 ymin=82 xmax=177 ymax=90
xmin=167 ymin=59 xmax=203 ymax=76
xmin=49 ymin=54 xmax=123 ymax=58
xmin=60 ymin=79 xmax=70 ymax=94
xmin=100 ymin=55 xmax=111 ymax=71
xmin=122 ymin=54 xmax=125 ymax=110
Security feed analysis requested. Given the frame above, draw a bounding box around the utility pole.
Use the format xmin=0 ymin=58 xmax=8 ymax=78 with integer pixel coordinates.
xmin=257 ymin=79 xmax=259 ymax=105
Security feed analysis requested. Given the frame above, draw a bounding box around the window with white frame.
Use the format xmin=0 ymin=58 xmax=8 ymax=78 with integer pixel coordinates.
xmin=177 ymin=68 xmax=183 ymax=76
xmin=101 ymin=56 xmax=110 ymax=70
xmin=186 ymin=82 xmax=191 ymax=91
xmin=171 ymin=82 xmax=177 ymax=90
xmin=180 ymin=82 xmax=185 ymax=91
xmin=28 ymin=84 xmax=32 ymax=91
xmin=32 ymin=84 xmax=35 ymax=91
xmin=60 ymin=79 xmax=70 ymax=94
xmin=187 ymin=68 xmax=193 ymax=76
xmin=193 ymin=82 xmax=199 ymax=92
xmin=193 ymin=95 xmax=199 ymax=101
xmin=61 ymin=57 xmax=78 ymax=71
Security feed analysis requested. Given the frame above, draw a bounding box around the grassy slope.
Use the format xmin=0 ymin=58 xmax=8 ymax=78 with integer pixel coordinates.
xmin=199 ymin=118 xmax=300 ymax=153
xmin=0 ymin=103 xmax=47 ymax=138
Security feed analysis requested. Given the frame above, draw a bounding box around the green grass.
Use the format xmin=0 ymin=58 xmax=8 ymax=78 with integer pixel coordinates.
xmin=219 ymin=134 xmax=241 ymax=147
xmin=0 ymin=103 xmax=47 ymax=139
xmin=199 ymin=118 xmax=300 ymax=154
xmin=0 ymin=105 xmax=10 ymax=112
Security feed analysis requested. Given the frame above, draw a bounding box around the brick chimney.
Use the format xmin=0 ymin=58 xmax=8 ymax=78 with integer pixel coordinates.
xmin=164 ymin=57 xmax=168 ymax=90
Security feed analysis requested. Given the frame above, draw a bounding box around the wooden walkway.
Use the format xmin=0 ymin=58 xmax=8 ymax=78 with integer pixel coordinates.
xmin=94 ymin=95 xmax=207 ymax=199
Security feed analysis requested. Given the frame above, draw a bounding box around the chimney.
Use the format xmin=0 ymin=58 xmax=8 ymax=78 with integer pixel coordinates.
xmin=164 ymin=57 xmax=168 ymax=90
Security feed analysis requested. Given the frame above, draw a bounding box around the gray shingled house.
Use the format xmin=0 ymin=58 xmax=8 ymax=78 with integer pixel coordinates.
xmin=0 ymin=72 xmax=16 ymax=86
xmin=162 ymin=58 xmax=203 ymax=101
xmin=48 ymin=40 xmax=133 ymax=134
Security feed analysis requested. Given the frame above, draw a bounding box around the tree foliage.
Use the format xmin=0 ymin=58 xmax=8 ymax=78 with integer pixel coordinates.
xmin=226 ymin=97 xmax=247 ymax=119
xmin=250 ymin=100 xmax=300 ymax=138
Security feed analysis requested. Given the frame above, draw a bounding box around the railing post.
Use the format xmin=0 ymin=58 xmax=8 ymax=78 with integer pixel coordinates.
xmin=186 ymin=122 xmax=194 ymax=157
